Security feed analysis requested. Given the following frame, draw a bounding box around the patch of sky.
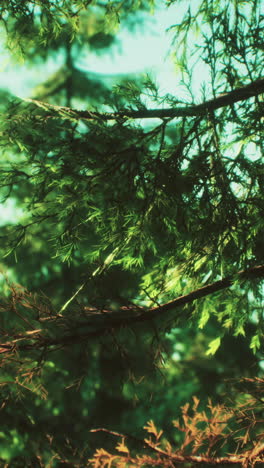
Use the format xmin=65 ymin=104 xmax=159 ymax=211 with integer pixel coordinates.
xmin=0 ymin=2 xmax=190 ymax=99
xmin=0 ymin=198 xmax=24 ymax=226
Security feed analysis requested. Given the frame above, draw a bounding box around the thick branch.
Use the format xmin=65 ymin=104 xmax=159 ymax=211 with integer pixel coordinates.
xmin=27 ymin=78 xmax=264 ymax=121
xmin=146 ymin=263 xmax=264 ymax=318
xmin=81 ymin=263 xmax=264 ymax=329
xmin=1 ymin=264 xmax=263 ymax=352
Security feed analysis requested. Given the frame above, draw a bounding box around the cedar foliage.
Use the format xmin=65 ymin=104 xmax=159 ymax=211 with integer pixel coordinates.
xmin=0 ymin=0 xmax=263 ymax=466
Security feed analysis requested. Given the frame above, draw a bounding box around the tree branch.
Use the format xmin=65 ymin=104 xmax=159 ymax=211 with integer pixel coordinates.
xmin=27 ymin=78 xmax=264 ymax=121
xmin=146 ymin=263 xmax=264 ymax=319
xmin=79 ymin=263 xmax=264 ymax=330
xmin=1 ymin=264 xmax=263 ymax=353
xmin=90 ymin=427 xmax=264 ymax=466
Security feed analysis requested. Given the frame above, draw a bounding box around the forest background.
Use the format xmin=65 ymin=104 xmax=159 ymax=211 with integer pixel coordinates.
xmin=0 ymin=0 xmax=263 ymax=466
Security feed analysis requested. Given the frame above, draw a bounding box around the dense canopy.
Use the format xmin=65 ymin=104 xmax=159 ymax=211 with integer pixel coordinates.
xmin=0 ymin=0 xmax=263 ymax=466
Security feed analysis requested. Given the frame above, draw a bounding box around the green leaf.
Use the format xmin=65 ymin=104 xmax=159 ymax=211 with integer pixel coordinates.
xmin=250 ymin=334 xmax=261 ymax=354
xmin=206 ymin=337 xmax=221 ymax=356
xmin=198 ymin=309 xmax=210 ymax=329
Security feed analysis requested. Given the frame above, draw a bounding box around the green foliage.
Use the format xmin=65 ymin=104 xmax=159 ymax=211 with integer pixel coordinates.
xmin=0 ymin=0 xmax=156 ymax=59
xmin=0 ymin=0 xmax=263 ymax=465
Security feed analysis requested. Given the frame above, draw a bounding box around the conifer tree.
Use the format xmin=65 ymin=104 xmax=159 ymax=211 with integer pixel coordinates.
xmin=0 ymin=0 xmax=263 ymax=466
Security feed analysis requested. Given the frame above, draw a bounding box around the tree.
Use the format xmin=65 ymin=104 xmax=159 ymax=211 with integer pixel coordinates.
xmin=0 ymin=0 xmax=263 ymax=466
